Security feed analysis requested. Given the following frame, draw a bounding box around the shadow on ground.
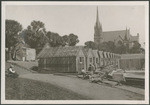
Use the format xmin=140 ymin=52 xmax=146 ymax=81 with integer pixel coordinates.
xmin=5 ymin=77 xmax=90 ymax=100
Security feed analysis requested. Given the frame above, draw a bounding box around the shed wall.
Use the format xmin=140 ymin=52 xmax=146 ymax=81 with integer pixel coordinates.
xmin=26 ymin=49 xmax=36 ymax=61
xmin=39 ymin=57 xmax=77 ymax=73
xmin=76 ymin=50 xmax=86 ymax=73
xmin=120 ymin=59 xmax=145 ymax=70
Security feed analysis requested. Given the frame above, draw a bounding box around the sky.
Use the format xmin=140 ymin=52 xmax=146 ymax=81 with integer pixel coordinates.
xmin=5 ymin=4 xmax=146 ymax=47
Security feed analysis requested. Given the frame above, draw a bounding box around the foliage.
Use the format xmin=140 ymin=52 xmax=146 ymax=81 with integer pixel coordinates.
xmin=6 ymin=19 xmax=23 ymax=48
xmin=46 ymin=31 xmax=63 ymax=47
xmin=129 ymin=41 xmax=141 ymax=53
xmin=46 ymin=33 xmax=80 ymax=47
xmin=23 ymin=20 xmax=47 ymax=53
xmin=84 ymin=41 xmax=97 ymax=49
xmin=67 ymin=33 xmax=79 ymax=46
xmin=6 ymin=19 xmax=23 ymax=60
xmin=21 ymin=20 xmax=79 ymax=54
xmin=84 ymin=40 xmax=144 ymax=54
xmin=98 ymin=41 xmax=116 ymax=52
xmin=7 ymin=19 xmax=143 ymax=57
xmin=61 ymin=35 xmax=69 ymax=46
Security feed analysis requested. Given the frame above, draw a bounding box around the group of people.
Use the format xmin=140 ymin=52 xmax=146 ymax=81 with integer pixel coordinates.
xmin=80 ymin=64 xmax=100 ymax=82
xmin=80 ymin=64 xmax=125 ymax=85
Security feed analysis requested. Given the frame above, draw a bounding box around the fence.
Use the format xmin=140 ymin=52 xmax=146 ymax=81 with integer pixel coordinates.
xmin=120 ymin=54 xmax=145 ymax=70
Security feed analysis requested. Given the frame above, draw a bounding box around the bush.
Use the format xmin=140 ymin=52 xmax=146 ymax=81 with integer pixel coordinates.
xmin=30 ymin=66 xmax=38 ymax=71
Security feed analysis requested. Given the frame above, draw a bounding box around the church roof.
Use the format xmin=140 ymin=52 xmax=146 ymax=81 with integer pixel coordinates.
xmin=130 ymin=36 xmax=139 ymax=42
xmin=102 ymin=29 xmax=139 ymax=43
xmin=102 ymin=30 xmax=130 ymax=42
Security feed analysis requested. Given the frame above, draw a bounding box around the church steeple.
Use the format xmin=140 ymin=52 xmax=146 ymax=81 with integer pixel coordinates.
xmin=124 ymin=27 xmax=128 ymax=41
xmin=96 ymin=6 xmax=99 ymax=23
xmin=95 ymin=6 xmax=101 ymax=28
xmin=94 ymin=6 xmax=103 ymax=45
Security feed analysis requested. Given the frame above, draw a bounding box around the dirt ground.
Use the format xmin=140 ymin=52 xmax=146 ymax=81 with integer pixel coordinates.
xmin=5 ymin=61 xmax=144 ymax=100
xmin=6 ymin=77 xmax=90 ymax=100
xmin=20 ymin=73 xmax=144 ymax=100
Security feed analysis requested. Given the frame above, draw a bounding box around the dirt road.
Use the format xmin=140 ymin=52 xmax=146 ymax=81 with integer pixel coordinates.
xmin=20 ymin=73 xmax=144 ymax=100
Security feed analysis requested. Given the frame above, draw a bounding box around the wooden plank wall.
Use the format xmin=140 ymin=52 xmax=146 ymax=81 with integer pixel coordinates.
xmin=39 ymin=57 xmax=76 ymax=73
xmin=120 ymin=59 xmax=145 ymax=70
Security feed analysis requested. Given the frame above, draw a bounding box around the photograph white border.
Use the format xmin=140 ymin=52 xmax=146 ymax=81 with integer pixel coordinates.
xmin=1 ymin=1 xmax=149 ymax=104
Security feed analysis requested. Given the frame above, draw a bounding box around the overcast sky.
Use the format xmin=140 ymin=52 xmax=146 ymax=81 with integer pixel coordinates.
xmin=6 ymin=4 xmax=146 ymax=47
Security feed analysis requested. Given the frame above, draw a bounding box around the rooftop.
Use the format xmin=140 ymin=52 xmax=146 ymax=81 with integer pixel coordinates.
xmin=37 ymin=46 xmax=84 ymax=58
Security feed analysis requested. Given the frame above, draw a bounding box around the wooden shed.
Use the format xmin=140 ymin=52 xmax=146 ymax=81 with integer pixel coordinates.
xmin=98 ymin=51 xmax=104 ymax=67
xmin=24 ymin=47 xmax=36 ymax=61
xmin=37 ymin=46 xmax=86 ymax=73
xmin=11 ymin=42 xmax=26 ymax=61
xmin=103 ymin=52 xmax=109 ymax=66
xmin=106 ymin=52 xmax=111 ymax=65
xmin=11 ymin=42 xmax=36 ymax=61
xmin=120 ymin=54 xmax=145 ymax=70
xmin=82 ymin=48 xmax=94 ymax=70
xmin=92 ymin=50 xmax=99 ymax=69
xmin=112 ymin=53 xmax=116 ymax=66
xmin=115 ymin=54 xmax=121 ymax=68
xmin=109 ymin=53 xmax=113 ymax=65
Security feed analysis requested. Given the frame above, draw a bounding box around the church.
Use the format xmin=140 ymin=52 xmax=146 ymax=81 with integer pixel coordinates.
xmin=94 ymin=7 xmax=139 ymax=46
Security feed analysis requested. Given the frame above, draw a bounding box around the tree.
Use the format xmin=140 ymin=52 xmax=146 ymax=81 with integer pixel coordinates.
xmin=23 ymin=20 xmax=47 ymax=53
xmin=84 ymin=41 xmax=97 ymax=49
xmin=6 ymin=19 xmax=23 ymax=60
xmin=46 ymin=31 xmax=63 ymax=47
xmin=114 ymin=40 xmax=126 ymax=54
xmin=140 ymin=48 xmax=145 ymax=54
xmin=68 ymin=33 xmax=79 ymax=46
xmin=98 ymin=41 xmax=116 ymax=52
xmin=129 ymin=41 xmax=141 ymax=53
xmin=61 ymin=35 xmax=69 ymax=46
xmin=60 ymin=34 xmax=79 ymax=46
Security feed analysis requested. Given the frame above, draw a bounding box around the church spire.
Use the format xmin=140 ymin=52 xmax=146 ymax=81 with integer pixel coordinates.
xmin=96 ymin=6 xmax=99 ymax=23
xmin=94 ymin=6 xmax=103 ymax=45
xmin=124 ymin=27 xmax=128 ymax=40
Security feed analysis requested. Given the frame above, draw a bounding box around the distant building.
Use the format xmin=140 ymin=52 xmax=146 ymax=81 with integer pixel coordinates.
xmin=92 ymin=50 xmax=99 ymax=68
xmin=94 ymin=7 xmax=139 ymax=46
xmin=82 ymin=48 xmax=94 ymax=70
xmin=24 ymin=48 xmax=36 ymax=61
xmin=94 ymin=7 xmax=103 ymax=44
xmin=120 ymin=54 xmax=145 ymax=70
xmin=98 ymin=51 xmax=104 ymax=66
xmin=37 ymin=46 xmax=86 ymax=73
xmin=11 ymin=42 xmax=36 ymax=61
xmin=37 ymin=45 xmax=123 ymax=73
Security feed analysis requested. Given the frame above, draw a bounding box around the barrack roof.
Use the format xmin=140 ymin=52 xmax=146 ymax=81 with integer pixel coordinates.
xmin=37 ymin=46 xmax=84 ymax=58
